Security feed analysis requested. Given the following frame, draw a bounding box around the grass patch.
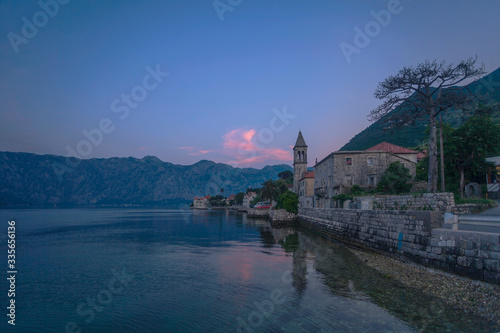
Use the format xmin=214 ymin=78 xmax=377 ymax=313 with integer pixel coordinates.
xmin=455 ymin=197 xmax=497 ymax=206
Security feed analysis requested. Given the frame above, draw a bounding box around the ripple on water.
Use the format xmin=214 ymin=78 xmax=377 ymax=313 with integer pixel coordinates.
xmin=1 ymin=208 xmax=498 ymax=333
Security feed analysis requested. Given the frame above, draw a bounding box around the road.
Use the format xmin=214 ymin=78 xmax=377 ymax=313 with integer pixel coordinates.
xmin=442 ymin=200 xmax=500 ymax=234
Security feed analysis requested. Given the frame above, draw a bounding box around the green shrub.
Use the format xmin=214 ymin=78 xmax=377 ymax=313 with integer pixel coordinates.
xmin=332 ymin=194 xmax=354 ymax=205
xmin=377 ymin=161 xmax=413 ymax=194
xmin=455 ymin=197 xmax=496 ymax=206
xmin=350 ymin=185 xmax=364 ymax=196
xmin=276 ymin=191 xmax=298 ymax=214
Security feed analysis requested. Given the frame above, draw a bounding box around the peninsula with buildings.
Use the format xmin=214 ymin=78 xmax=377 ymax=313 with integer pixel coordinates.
xmin=190 ymin=113 xmax=499 ymax=288
xmin=290 ymin=128 xmax=499 ymax=285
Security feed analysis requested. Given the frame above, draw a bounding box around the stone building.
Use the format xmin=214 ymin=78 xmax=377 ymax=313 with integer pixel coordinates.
xmin=242 ymin=192 xmax=257 ymax=207
xmin=314 ymin=142 xmax=418 ymax=208
xmin=193 ymin=195 xmax=210 ymax=209
xmin=313 ymin=153 xmax=334 ymax=208
xmin=298 ymin=171 xmax=314 ymax=208
xmin=293 ymin=131 xmax=308 ymax=194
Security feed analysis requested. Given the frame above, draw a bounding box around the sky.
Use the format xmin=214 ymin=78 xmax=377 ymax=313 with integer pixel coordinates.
xmin=1 ymin=0 xmax=500 ymax=169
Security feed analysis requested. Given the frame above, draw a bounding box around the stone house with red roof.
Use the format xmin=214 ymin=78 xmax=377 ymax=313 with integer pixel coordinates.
xmin=193 ymin=195 xmax=210 ymax=209
xmin=242 ymin=192 xmax=258 ymax=207
xmin=314 ymin=142 xmax=418 ymax=208
xmin=225 ymin=194 xmax=236 ymax=205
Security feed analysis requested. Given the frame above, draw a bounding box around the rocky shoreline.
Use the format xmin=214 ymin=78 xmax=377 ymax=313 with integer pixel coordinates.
xmin=246 ymin=208 xmax=298 ymax=226
xmin=350 ymin=248 xmax=500 ymax=326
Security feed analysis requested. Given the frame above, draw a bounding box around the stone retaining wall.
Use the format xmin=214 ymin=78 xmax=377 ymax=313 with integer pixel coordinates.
xmin=452 ymin=204 xmax=489 ymax=215
xmin=354 ymin=193 xmax=494 ymax=215
xmin=367 ymin=193 xmax=455 ymax=212
xmin=299 ymin=208 xmax=500 ymax=283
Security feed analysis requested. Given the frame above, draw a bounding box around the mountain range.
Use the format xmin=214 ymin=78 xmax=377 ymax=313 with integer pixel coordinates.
xmin=340 ymin=67 xmax=500 ymax=151
xmin=0 ymin=151 xmax=292 ymax=207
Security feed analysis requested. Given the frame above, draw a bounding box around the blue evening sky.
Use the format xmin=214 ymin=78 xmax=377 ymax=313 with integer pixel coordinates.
xmin=1 ymin=0 xmax=499 ymax=168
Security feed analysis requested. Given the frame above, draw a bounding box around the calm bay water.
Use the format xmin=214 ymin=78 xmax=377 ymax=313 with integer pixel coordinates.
xmin=0 ymin=208 xmax=497 ymax=332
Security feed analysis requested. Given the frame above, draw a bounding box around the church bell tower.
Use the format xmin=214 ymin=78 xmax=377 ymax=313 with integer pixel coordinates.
xmin=293 ymin=131 xmax=308 ymax=194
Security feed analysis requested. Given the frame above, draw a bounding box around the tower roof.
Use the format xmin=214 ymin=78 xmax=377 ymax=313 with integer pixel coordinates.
xmin=294 ymin=131 xmax=307 ymax=148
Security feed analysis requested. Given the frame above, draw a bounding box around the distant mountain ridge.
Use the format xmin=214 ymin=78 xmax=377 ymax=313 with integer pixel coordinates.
xmin=0 ymin=151 xmax=292 ymax=207
xmin=340 ymin=67 xmax=500 ymax=151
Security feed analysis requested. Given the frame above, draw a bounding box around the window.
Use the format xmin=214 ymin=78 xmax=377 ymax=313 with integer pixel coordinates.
xmin=346 ymin=157 xmax=352 ymax=165
xmin=368 ymin=175 xmax=376 ymax=186
xmin=346 ymin=175 xmax=354 ymax=186
xmin=367 ymin=157 xmax=374 ymax=166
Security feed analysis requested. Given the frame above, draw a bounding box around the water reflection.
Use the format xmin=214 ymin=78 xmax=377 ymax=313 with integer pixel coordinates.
xmin=2 ymin=208 xmax=497 ymax=333
xmin=252 ymin=219 xmax=498 ymax=333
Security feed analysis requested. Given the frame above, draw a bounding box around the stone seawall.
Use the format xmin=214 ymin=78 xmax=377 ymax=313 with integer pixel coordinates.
xmin=299 ymin=208 xmax=441 ymax=254
xmin=429 ymin=229 xmax=500 ymax=282
xmin=299 ymin=208 xmax=500 ymax=283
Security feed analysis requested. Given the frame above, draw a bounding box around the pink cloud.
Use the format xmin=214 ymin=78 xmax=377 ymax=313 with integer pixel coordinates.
xmin=243 ymin=129 xmax=255 ymax=142
xmin=179 ymin=146 xmax=214 ymax=156
xmin=138 ymin=147 xmax=149 ymax=151
xmin=178 ymin=146 xmax=195 ymax=151
xmin=221 ymin=128 xmax=292 ymax=166
xmin=177 ymin=129 xmax=292 ymax=167
xmin=188 ymin=149 xmax=214 ymax=156
xmin=223 ymin=129 xmax=257 ymax=152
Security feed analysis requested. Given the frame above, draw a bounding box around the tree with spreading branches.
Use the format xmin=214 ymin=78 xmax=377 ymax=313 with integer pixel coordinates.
xmin=369 ymin=57 xmax=485 ymax=192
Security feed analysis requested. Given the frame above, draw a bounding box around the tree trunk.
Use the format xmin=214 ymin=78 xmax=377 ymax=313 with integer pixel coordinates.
xmin=439 ymin=115 xmax=445 ymax=192
xmin=427 ymin=113 xmax=438 ymax=192
xmin=459 ymin=167 xmax=465 ymax=198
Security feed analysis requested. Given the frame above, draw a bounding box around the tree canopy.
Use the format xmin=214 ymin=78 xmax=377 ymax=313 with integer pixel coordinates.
xmin=377 ymin=161 xmax=413 ymax=194
xmin=276 ymin=191 xmax=298 ymax=214
xmin=278 ymin=170 xmax=293 ymax=180
xmin=234 ymin=192 xmax=245 ymax=205
xmin=369 ymin=58 xmax=486 ymax=192
xmin=260 ymin=179 xmax=280 ymax=204
xmin=445 ymin=109 xmax=500 ymax=197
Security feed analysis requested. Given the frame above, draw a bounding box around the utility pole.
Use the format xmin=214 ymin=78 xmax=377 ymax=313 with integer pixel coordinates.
xmin=439 ymin=115 xmax=445 ymax=192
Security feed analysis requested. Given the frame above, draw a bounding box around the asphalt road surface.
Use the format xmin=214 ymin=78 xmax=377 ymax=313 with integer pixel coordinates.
xmin=442 ymin=200 xmax=500 ymax=234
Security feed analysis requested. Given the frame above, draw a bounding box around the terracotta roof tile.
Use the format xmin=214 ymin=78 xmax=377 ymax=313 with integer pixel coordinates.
xmin=365 ymin=142 xmax=418 ymax=154
xmin=417 ymin=151 xmax=428 ymax=159
xmin=303 ymin=171 xmax=314 ymax=178
xmin=299 ymin=171 xmax=314 ymax=180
